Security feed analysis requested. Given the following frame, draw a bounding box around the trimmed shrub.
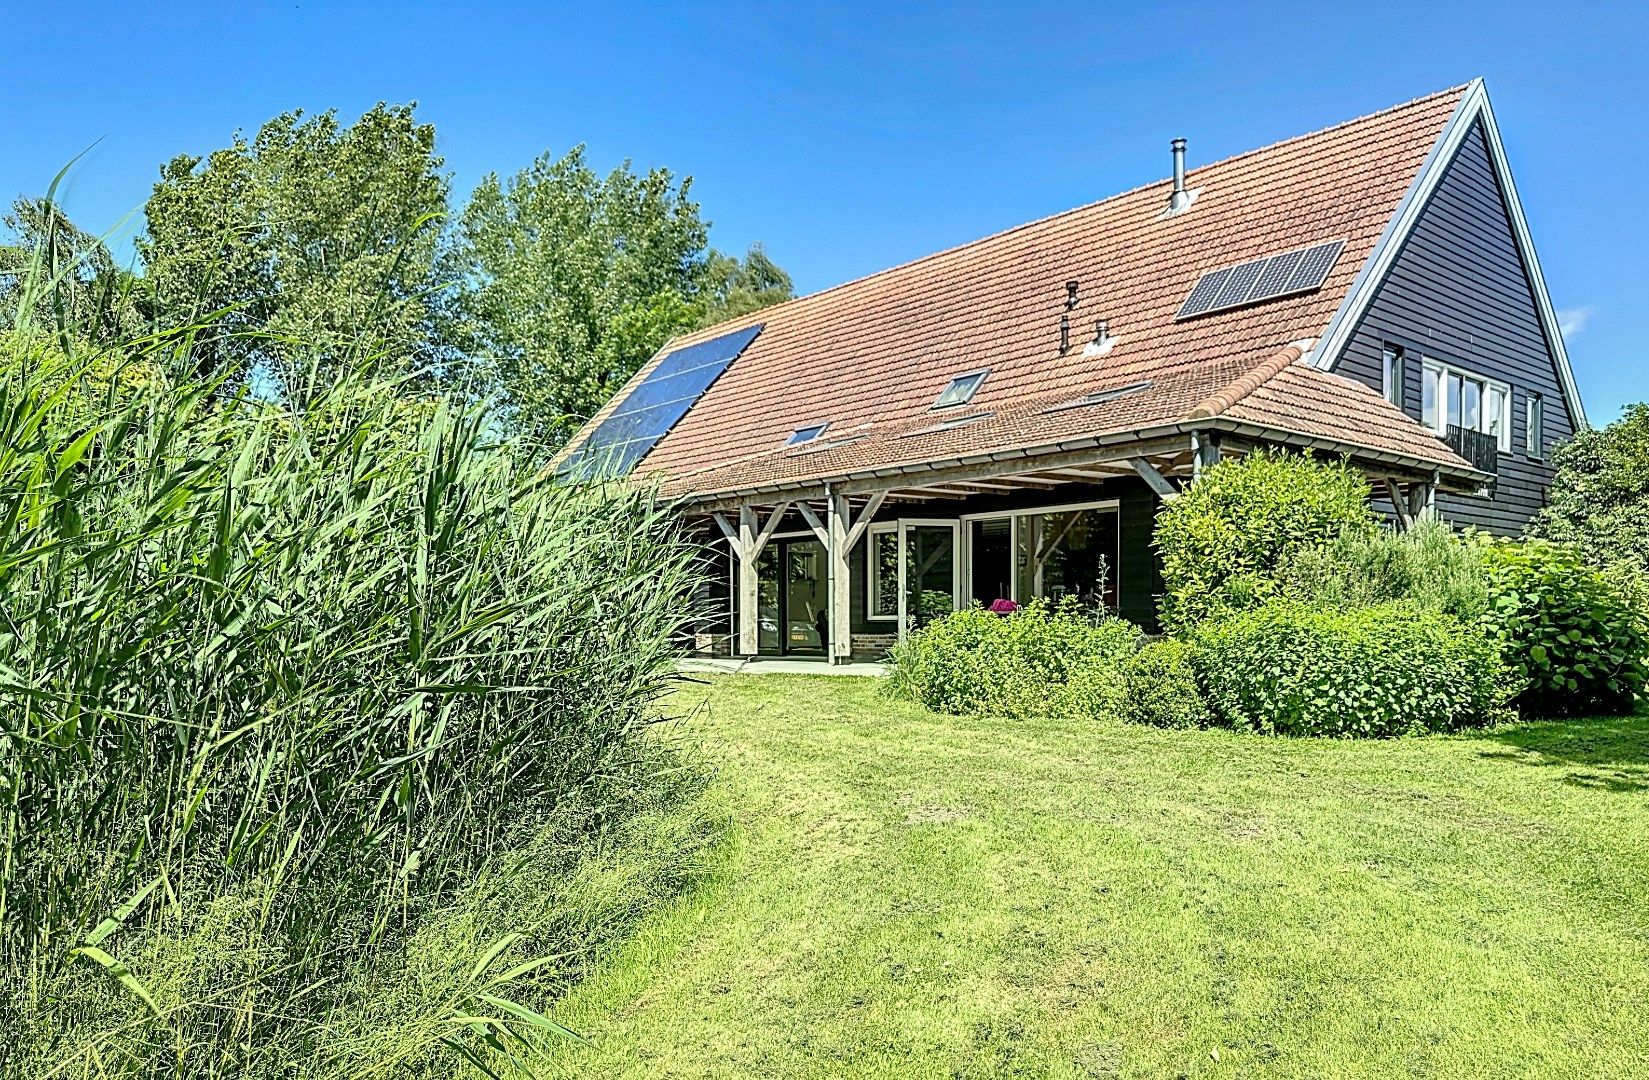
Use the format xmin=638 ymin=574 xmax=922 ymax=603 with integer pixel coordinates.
xmin=884 ymin=598 xmax=1139 ymax=719
xmin=1121 ymin=639 xmax=1213 ymax=729
xmin=1193 ymin=601 xmax=1509 ymax=737
xmin=1154 ymin=451 xmax=1378 ymax=631
xmin=1279 ymin=516 xmax=1492 ymax=623
xmin=1479 ymin=539 xmax=1649 ymax=716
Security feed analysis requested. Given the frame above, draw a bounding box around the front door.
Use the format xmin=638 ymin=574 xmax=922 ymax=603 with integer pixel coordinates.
xmin=780 ymin=538 xmax=828 ymax=655
xmin=897 ymin=520 xmax=961 ymax=639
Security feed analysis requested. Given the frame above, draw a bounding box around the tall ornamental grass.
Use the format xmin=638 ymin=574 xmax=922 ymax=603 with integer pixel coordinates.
xmin=0 ymin=251 xmax=702 ymax=1074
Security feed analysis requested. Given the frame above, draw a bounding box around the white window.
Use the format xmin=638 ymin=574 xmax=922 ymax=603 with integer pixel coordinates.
xmin=1527 ymin=393 xmax=1545 ymax=459
xmin=867 ymin=524 xmax=898 ymax=620
xmin=1381 ymin=344 xmax=1405 ymax=409
xmin=1420 ymin=359 xmax=1511 ymax=453
xmin=933 ymin=369 xmax=988 ymax=409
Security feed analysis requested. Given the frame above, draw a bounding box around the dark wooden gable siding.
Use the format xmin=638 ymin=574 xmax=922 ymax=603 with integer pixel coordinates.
xmin=1334 ymin=119 xmax=1575 ymax=534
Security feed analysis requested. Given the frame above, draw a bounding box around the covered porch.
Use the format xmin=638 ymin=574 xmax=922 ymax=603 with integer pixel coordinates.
xmin=684 ymin=425 xmax=1482 ymax=662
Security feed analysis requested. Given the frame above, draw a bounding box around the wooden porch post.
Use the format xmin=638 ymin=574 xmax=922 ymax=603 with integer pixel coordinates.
xmin=736 ymin=505 xmax=760 ymax=655
xmin=827 ymin=491 xmax=852 ymax=662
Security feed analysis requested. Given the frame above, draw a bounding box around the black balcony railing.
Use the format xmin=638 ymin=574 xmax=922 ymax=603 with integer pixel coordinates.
xmin=1446 ymin=424 xmax=1499 ymax=476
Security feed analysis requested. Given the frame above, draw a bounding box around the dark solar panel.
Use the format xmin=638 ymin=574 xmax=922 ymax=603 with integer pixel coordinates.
xmin=1213 ymin=258 xmax=1267 ymax=308
xmin=1250 ymin=249 xmax=1307 ymax=301
xmin=1176 ymin=266 xmax=1232 ymax=318
xmin=559 ymin=324 xmax=762 ymax=478
xmin=1176 ymin=239 xmax=1345 ymax=320
xmin=1286 ymin=240 xmax=1345 ymax=293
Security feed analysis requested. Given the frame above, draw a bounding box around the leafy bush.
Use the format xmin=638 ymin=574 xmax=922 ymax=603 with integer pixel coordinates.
xmin=1479 ymin=539 xmax=1649 ymax=716
xmin=1154 ymin=451 xmax=1377 ymax=631
xmin=884 ymin=598 xmax=1139 ymax=719
xmin=1121 ymin=640 xmax=1213 ymax=729
xmin=1193 ymin=601 xmax=1509 ymax=737
xmin=0 ymin=324 xmax=704 ymax=1073
xmin=1530 ymin=402 xmax=1649 ymax=576
xmin=1279 ymin=517 xmax=1492 ymax=623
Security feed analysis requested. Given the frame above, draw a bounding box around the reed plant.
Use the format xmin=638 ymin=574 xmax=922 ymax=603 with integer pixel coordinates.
xmin=0 ymin=206 xmax=706 ymax=1076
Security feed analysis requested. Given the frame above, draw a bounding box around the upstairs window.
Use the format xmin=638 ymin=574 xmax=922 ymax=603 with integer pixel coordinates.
xmin=1527 ymin=393 xmax=1545 ymax=459
xmin=933 ymin=369 xmax=988 ymax=409
xmin=1421 ymin=359 xmax=1511 ymax=453
xmin=1382 ymin=344 xmax=1406 ymax=409
xmin=786 ymin=422 xmax=829 ymax=446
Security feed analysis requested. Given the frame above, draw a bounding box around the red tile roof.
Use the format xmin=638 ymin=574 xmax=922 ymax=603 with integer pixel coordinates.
xmin=566 ymin=86 xmax=1477 ymax=500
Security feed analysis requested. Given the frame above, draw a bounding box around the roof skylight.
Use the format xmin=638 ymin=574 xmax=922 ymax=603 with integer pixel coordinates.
xmin=786 ymin=422 xmax=829 ymax=446
xmin=933 ymin=369 xmax=988 ymax=409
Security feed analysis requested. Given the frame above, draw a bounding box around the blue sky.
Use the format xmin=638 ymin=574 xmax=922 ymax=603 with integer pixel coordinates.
xmin=2 ymin=2 xmax=1641 ymax=419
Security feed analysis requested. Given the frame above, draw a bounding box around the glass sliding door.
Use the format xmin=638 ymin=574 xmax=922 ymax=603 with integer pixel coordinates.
xmin=969 ymin=518 xmax=1013 ymax=607
xmin=966 ymin=504 xmax=1121 ymax=613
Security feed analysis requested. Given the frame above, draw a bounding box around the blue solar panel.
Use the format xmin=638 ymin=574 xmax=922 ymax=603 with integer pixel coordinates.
xmin=560 ymin=324 xmax=762 ymax=478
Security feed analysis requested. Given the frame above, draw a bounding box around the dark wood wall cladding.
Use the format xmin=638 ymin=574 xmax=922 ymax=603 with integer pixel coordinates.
xmin=1334 ymin=120 xmax=1576 ymax=535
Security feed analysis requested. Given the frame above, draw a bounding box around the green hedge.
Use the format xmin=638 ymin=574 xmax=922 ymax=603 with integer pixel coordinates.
xmin=1480 ymin=539 xmax=1648 ymax=716
xmin=1120 ymin=639 xmax=1212 ymax=729
xmin=1193 ymin=601 xmax=1508 ymax=737
xmin=1154 ymin=451 xmax=1377 ymax=631
xmin=884 ymin=599 xmax=1139 ymax=719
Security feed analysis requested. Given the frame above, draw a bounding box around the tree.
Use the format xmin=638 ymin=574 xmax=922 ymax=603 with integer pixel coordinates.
xmin=696 ymin=243 xmax=793 ymax=328
xmin=445 ymin=146 xmax=793 ymax=447
xmin=1529 ymin=403 xmax=1649 ymax=609
xmin=138 ymin=103 xmax=448 ymax=394
xmin=0 ymin=197 xmax=145 ymax=344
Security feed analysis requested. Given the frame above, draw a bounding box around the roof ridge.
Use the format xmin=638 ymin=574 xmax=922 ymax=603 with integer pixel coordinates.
xmin=1185 ymin=345 xmax=1307 ymax=419
xmin=672 ymin=84 xmax=1472 ymax=348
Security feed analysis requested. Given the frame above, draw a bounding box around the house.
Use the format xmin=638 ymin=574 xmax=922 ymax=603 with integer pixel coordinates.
xmin=558 ymin=79 xmax=1587 ymax=661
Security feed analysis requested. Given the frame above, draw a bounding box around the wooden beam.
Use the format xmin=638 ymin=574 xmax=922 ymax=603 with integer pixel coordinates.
xmin=1409 ymin=477 xmax=1436 ymax=521
xmin=754 ymin=500 xmax=792 ymax=551
xmin=711 ymin=512 xmax=739 ymax=545
xmin=827 ymin=492 xmax=853 ymax=662
xmin=736 ymin=505 xmax=759 ymax=655
xmin=1130 ymin=457 xmax=1180 ymax=501
xmin=1384 ymin=477 xmax=1413 ymax=531
xmin=844 ymin=492 xmax=887 ymax=549
xmin=794 ymin=501 xmax=830 ymax=546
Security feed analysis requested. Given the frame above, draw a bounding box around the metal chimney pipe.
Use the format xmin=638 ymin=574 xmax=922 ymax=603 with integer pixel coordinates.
xmin=1168 ymin=138 xmax=1191 ymax=212
xmin=1059 ymin=314 xmax=1071 ymax=354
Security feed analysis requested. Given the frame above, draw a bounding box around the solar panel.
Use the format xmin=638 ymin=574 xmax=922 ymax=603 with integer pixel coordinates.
xmin=1285 ymin=240 xmax=1345 ymax=293
xmin=1251 ymin=248 xmax=1306 ymax=299
xmin=1176 ymin=266 xmax=1232 ymax=318
xmin=1175 ymin=239 xmax=1345 ymax=320
xmin=1213 ymin=259 xmax=1267 ymax=308
xmin=559 ymin=324 xmax=762 ymax=478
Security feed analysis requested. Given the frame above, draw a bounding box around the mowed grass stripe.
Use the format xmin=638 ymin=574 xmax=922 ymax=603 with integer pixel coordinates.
xmin=532 ymin=675 xmax=1649 ymax=1079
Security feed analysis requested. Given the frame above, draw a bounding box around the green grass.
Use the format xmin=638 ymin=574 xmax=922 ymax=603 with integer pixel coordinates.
xmin=529 ymin=675 xmax=1649 ymax=1078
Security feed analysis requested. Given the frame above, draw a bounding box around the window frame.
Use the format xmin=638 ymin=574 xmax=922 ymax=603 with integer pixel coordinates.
xmin=1527 ymin=393 xmax=1545 ymax=460
xmin=1381 ymin=343 xmax=1406 ymax=410
xmin=1419 ymin=357 xmax=1511 ymax=453
xmin=932 ymin=369 xmax=989 ymax=410
xmin=865 ymin=523 xmax=899 ymax=621
xmin=785 ymin=422 xmax=829 ymax=447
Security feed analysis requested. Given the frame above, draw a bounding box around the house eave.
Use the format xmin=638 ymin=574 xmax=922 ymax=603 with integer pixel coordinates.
xmin=669 ymin=417 xmax=1487 ymax=512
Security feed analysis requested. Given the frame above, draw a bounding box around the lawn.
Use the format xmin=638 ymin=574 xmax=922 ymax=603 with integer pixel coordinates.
xmin=530 ymin=674 xmax=1649 ymax=1078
